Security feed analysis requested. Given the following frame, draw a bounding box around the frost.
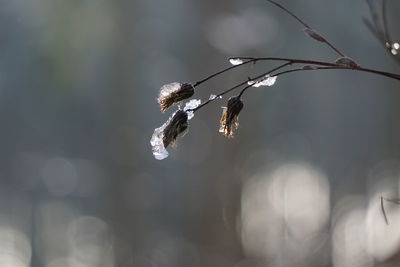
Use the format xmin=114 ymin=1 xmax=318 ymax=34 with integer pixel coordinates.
xmin=209 ymin=94 xmax=222 ymax=100
xmin=247 ymin=75 xmax=277 ymax=87
xmin=150 ymin=121 xmax=170 ymax=160
xmin=158 ymin=82 xmax=181 ymax=98
xmin=183 ymin=99 xmax=201 ymax=120
xmin=229 ymin=58 xmax=244 ymax=65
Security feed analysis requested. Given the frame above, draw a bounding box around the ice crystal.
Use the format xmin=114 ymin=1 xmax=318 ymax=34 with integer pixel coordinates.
xmin=183 ymin=99 xmax=201 ymax=120
xmin=150 ymin=117 xmax=172 ymax=160
xmin=229 ymin=58 xmax=244 ymax=65
xmin=209 ymin=94 xmax=222 ymax=100
xmin=247 ymin=75 xmax=277 ymax=87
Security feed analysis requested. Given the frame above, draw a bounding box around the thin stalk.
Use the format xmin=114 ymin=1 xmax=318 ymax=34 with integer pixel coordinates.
xmin=192 ymin=59 xmax=256 ymax=87
xmin=382 ymin=0 xmax=391 ymax=43
xmin=381 ymin=196 xmax=389 ymax=225
xmin=191 ymin=62 xmax=293 ymax=112
xmin=232 ymin=56 xmax=400 ymax=80
xmin=272 ymin=65 xmax=400 ymax=80
xmin=266 ymin=0 xmax=346 ymax=57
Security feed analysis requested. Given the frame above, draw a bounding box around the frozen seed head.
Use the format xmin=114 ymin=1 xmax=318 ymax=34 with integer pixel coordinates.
xmin=158 ymin=82 xmax=194 ymax=112
xmin=162 ymin=110 xmax=189 ymax=148
xmin=150 ymin=110 xmax=189 ymax=160
xmin=219 ymin=96 xmax=244 ymax=138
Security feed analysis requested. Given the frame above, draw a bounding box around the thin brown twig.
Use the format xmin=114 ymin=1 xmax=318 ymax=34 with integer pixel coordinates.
xmin=266 ymin=0 xmax=346 ymax=57
xmin=190 ymin=56 xmax=400 ymax=112
xmin=191 ymin=62 xmax=293 ymax=112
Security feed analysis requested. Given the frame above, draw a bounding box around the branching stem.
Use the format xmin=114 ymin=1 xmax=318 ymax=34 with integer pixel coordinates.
xmin=266 ymin=0 xmax=346 ymax=57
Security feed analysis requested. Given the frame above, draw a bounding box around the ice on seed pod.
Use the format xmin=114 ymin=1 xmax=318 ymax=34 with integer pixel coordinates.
xmin=150 ymin=118 xmax=172 ymax=160
xmin=158 ymin=82 xmax=194 ymax=112
xmin=229 ymin=58 xmax=244 ymax=65
xmin=183 ymin=99 xmax=201 ymax=120
xmin=150 ymin=110 xmax=190 ymax=160
xmin=247 ymin=75 xmax=277 ymax=87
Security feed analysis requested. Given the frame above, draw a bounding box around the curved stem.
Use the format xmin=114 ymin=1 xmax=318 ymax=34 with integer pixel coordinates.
xmin=233 ymin=56 xmax=400 ymax=80
xmin=382 ymin=0 xmax=392 ymax=43
xmin=266 ymin=0 xmax=346 ymax=57
xmin=191 ymin=62 xmax=293 ymax=112
xmin=192 ymin=59 xmax=255 ymax=87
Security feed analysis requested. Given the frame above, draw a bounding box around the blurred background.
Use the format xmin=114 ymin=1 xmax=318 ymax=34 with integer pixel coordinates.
xmin=1 ymin=0 xmax=400 ymax=266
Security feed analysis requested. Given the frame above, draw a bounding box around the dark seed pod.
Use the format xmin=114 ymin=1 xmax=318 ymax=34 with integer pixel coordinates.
xmin=163 ymin=110 xmax=189 ymax=147
xmin=219 ymin=96 xmax=244 ymax=138
xmin=158 ymin=82 xmax=195 ymax=112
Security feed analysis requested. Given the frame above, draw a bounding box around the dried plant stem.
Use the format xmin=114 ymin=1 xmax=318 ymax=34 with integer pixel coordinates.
xmin=233 ymin=56 xmax=400 ymax=80
xmin=266 ymin=0 xmax=346 ymax=57
xmin=192 ymin=59 xmax=255 ymax=87
xmin=191 ymin=62 xmax=293 ymax=112
xmin=382 ymin=0 xmax=391 ymax=43
xmin=365 ymin=0 xmax=400 ymax=64
xmin=381 ymin=196 xmax=389 ymax=225
xmin=189 ymin=56 xmax=400 ymax=112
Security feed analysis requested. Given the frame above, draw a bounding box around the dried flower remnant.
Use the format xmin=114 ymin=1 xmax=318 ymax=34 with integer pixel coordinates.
xmin=150 ymin=110 xmax=189 ymax=160
xmin=229 ymin=58 xmax=244 ymax=65
xmin=219 ymin=96 xmax=244 ymax=137
xmin=247 ymin=75 xmax=277 ymax=87
xmin=158 ymin=82 xmax=194 ymax=112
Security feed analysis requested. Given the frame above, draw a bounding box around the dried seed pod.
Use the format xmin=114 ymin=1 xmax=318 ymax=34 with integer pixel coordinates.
xmin=162 ymin=110 xmax=189 ymax=148
xmin=219 ymin=96 xmax=244 ymax=138
xmin=303 ymin=28 xmax=326 ymax=42
xmin=157 ymin=82 xmax=195 ymax=112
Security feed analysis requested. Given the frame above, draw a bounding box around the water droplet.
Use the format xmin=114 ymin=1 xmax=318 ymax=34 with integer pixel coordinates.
xmin=391 ymin=49 xmax=398 ymax=55
xmin=229 ymin=58 xmax=244 ymax=65
xmin=393 ymin=42 xmax=399 ymax=50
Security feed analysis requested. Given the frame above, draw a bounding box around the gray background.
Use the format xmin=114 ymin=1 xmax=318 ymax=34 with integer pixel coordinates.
xmin=1 ymin=0 xmax=400 ymax=266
